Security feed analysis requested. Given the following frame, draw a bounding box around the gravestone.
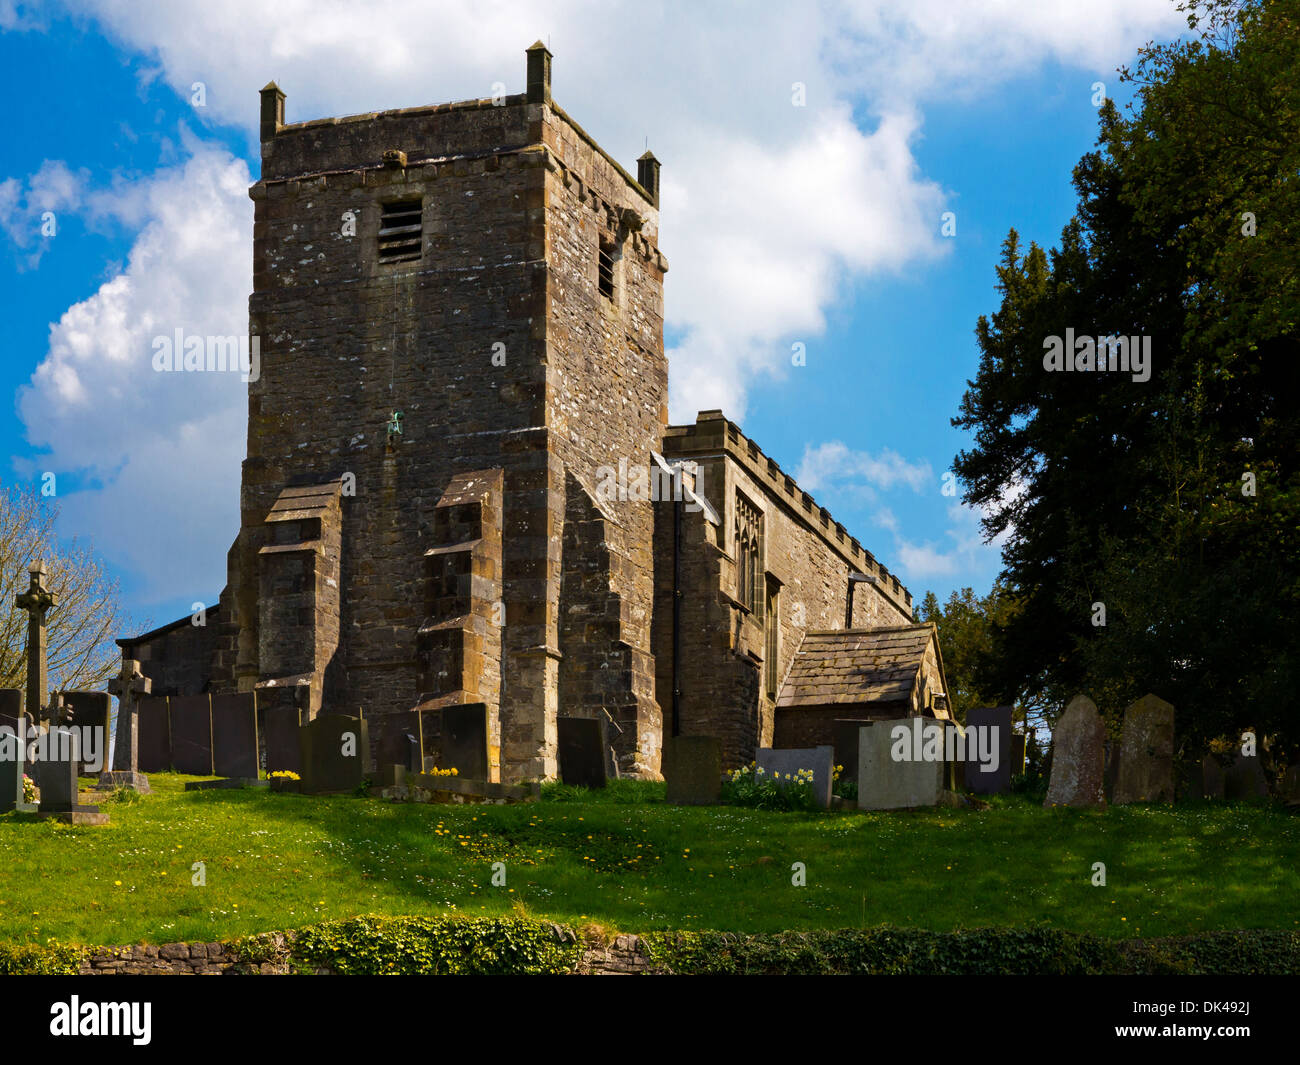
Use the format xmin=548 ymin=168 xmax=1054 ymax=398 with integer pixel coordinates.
xmin=438 ymin=703 xmax=489 ymax=780
xmin=1282 ymin=765 xmax=1300 ymax=805
xmin=261 ymin=701 xmax=302 ymax=775
xmin=1010 ymin=734 xmax=1027 ymax=777
xmin=662 ymin=735 xmax=722 ymax=805
xmin=1113 ymin=694 xmax=1175 ymax=804
xmin=35 ymin=726 xmax=105 ymax=823
xmin=1225 ymin=753 xmax=1269 ymax=801
xmin=212 ymin=693 xmax=259 ymax=779
xmin=377 ymin=710 xmax=423 ymax=773
xmin=832 ymin=719 xmax=870 ymax=786
xmin=170 ymin=694 xmax=214 ymax=775
xmin=856 ymin=721 xmax=941 ymax=810
xmin=965 ymin=706 xmax=1013 ymax=795
xmin=0 ymin=689 xmax=35 ymax=813
xmin=59 ymin=691 xmax=112 ymax=776
xmin=756 ymin=745 xmax=834 ymax=808
xmin=1044 ymin=694 xmax=1106 ymax=807
xmin=0 ymin=689 xmax=23 ymax=736
xmin=299 ymin=714 xmax=369 ymax=794
xmin=137 ymin=696 xmax=171 ymax=773
xmin=558 ymin=717 xmax=608 ymax=789
xmin=1201 ymin=754 xmax=1225 ymax=800
xmin=104 ymin=658 xmax=152 ymax=791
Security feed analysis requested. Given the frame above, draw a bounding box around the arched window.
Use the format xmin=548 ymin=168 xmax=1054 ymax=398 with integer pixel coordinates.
xmin=735 ymin=493 xmax=763 ymax=616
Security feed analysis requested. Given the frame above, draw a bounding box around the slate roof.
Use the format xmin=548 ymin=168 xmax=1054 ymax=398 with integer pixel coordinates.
xmin=776 ymin=624 xmax=937 ymax=709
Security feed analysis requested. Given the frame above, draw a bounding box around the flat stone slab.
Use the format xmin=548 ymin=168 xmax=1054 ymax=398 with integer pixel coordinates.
xmin=183 ymin=778 xmax=268 ymax=791
xmin=38 ymin=806 xmax=108 ymax=826
xmin=409 ymin=774 xmax=538 ymax=803
xmin=94 ymin=770 xmax=151 ymax=794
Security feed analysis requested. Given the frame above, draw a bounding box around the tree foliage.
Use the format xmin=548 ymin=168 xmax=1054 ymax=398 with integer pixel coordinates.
xmin=951 ymin=0 xmax=1299 ymax=748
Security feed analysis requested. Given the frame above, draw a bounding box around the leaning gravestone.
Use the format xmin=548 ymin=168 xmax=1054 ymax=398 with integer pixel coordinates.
xmin=1044 ymin=695 xmax=1106 ymax=807
xmin=662 ymin=735 xmax=722 ymax=805
xmin=137 ymin=696 xmax=171 ymax=773
xmin=211 ymin=693 xmax=259 ymax=779
xmin=965 ymin=706 xmax=1013 ymax=795
xmin=438 ymin=703 xmax=489 ymax=780
xmin=1113 ymin=693 xmax=1175 ymax=804
xmin=756 ymin=745 xmax=834 ymax=808
xmin=558 ymin=717 xmax=608 ymax=789
xmin=169 ymin=694 xmax=214 ymax=775
xmin=299 ymin=714 xmax=370 ymax=794
xmin=857 ymin=722 xmax=941 ymax=810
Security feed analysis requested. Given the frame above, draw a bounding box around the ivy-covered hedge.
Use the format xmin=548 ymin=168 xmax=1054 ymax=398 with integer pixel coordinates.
xmin=0 ymin=941 xmax=85 ymax=975
xmin=279 ymin=915 xmax=581 ymax=975
xmin=639 ymin=927 xmax=1300 ymax=975
xmin=4 ymin=921 xmax=1298 ymax=975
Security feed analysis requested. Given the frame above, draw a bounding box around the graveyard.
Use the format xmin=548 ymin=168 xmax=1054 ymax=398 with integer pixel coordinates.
xmin=3 ymin=771 xmax=1299 ymax=952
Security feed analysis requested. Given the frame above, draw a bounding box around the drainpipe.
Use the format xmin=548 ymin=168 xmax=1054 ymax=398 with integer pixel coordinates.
xmin=672 ymin=495 xmax=682 ymax=737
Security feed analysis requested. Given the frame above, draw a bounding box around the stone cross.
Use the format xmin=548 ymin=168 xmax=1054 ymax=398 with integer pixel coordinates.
xmin=14 ymin=561 xmax=57 ymax=723
xmin=107 ymin=659 xmax=152 ymax=774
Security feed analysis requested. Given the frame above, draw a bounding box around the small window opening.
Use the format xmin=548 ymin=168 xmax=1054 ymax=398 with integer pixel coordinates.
xmin=598 ymin=239 xmax=616 ymax=300
xmin=379 ymin=200 xmax=423 ymax=263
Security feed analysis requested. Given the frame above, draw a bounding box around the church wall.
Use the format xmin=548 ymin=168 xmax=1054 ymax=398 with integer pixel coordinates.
xmin=658 ymin=413 xmax=915 ymax=766
xmin=541 ymin=103 xmax=667 ymax=775
xmin=118 ymin=611 xmax=222 ymax=697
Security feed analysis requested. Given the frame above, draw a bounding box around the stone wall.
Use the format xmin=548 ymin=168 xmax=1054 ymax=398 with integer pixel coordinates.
xmin=656 ymin=412 xmax=916 ymax=769
xmin=117 ymin=611 xmax=223 ymax=697
xmin=222 ymin=57 xmax=667 ymax=782
xmin=75 ymin=932 xmax=652 ymax=976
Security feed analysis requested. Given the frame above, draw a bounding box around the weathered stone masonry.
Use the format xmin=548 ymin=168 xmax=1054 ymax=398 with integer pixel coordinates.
xmin=118 ymin=44 xmax=946 ymax=781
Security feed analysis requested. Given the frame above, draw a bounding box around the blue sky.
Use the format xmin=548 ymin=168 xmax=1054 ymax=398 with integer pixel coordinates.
xmin=0 ymin=1 xmax=1187 ymax=634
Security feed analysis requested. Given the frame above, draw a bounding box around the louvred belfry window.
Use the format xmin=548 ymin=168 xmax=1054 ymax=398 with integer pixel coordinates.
xmin=378 ymin=199 xmax=423 ymax=263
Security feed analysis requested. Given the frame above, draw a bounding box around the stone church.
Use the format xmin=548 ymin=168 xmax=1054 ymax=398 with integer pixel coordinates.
xmin=117 ymin=44 xmax=950 ymax=783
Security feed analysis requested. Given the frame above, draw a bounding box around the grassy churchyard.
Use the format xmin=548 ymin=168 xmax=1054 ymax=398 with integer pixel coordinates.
xmin=1 ymin=775 xmax=1297 ymax=947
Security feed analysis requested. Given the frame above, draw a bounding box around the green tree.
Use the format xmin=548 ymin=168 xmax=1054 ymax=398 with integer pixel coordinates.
xmin=917 ymin=582 xmax=1052 ymax=731
xmin=951 ymin=0 xmax=1299 ymax=747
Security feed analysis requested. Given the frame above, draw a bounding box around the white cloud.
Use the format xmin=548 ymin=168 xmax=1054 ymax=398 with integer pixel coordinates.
xmin=796 ymin=440 xmax=932 ymax=497
xmin=17 ymin=135 xmax=253 ymax=603
xmin=16 ymin=0 xmax=1184 ymax=604
xmin=55 ymin=0 xmax=1184 ymax=422
xmin=0 ymin=160 xmax=89 ymax=265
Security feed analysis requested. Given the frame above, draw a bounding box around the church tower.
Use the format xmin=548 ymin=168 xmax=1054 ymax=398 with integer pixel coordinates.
xmin=207 ymin=44 xmax=669 ymax=781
